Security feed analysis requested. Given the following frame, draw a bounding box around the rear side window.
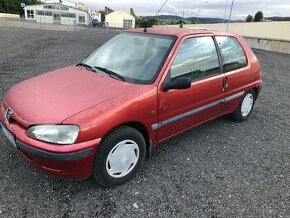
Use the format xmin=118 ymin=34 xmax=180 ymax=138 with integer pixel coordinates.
xmin=170 ymin=36 xmax=220 ymax=81
xmin=215 ymin=36 xmax=247 ymax=72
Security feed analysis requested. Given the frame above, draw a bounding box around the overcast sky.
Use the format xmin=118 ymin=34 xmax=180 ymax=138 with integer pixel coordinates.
xmin=79 ymin=0 xmax=289 ymax=19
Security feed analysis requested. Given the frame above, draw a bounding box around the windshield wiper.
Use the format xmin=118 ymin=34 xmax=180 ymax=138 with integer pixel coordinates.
xmin=94 ymin=66 xmax=125 ymax=81
xmin=76 ymin=63 xmax=97 ymax=73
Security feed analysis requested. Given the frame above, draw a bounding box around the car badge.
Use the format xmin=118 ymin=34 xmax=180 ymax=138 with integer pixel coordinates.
xmin=5 ymin=108 xmax=13 ymax=123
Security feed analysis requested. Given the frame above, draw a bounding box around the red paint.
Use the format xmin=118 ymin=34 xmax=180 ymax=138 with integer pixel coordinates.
xmin=0 ymin=28 xmax=262 ymax=179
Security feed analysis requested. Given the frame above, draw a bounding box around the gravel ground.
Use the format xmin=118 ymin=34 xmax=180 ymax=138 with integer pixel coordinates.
xmin=0 ymin=27 xmax=289 ymax=218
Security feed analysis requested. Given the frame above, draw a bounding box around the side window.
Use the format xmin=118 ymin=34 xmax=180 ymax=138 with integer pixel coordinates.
xmin=216 ymin=36 xmax=247 ymax=72
xmin=27 ymin=10 xmax=34 ymax=19
xmin=170 ymin=37 xmax=220 ymax=81
xmin=79 ymin=15 xmax=86 ymax=23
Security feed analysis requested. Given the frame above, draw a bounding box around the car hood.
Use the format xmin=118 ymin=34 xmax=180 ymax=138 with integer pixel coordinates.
xmin=3 ymin=65 xmax=137 ymax=127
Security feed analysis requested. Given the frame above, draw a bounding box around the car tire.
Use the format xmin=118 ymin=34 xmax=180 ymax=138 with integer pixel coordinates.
xmin=231 ymin=89 xmax=256 ymax=122
xmin=93 ymin=126 xmax=146 ymax=187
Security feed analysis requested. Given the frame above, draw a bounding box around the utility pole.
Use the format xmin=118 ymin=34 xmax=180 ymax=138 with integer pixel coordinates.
xmin=197 ymin=6 xmax=200 ymax=24
xmin=182 ymin=7 xmax=185 ymax=21
xmin=6 ymin=0 xmax=9 ymax=13
xmin=181 ymin=7 xmax=184 ymax=28
xmin=223 ymin=0 xmax=229 ymax=23
xmin=196 ymin=1 xmax=208 ymax=24
xmin=154 ymin=0 xmax=169 ymax=17
xmin=226 ymin=0 xmax=234 ymax=31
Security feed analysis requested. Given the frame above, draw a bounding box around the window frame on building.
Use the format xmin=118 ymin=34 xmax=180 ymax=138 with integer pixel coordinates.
xmin=123 ymin=19 xmax=133 ymax=29
xmin=43 ymin=5 xmax=69 ymax=11
xmin=78 ymin=15 xmax=86 ymax=23
xmin=37 ymin=10 xmax=52 ymax=16
xmin=27 ymin=10 xmax=34 ymax=19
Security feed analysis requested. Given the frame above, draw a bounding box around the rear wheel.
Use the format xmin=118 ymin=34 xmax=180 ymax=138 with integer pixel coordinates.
xmin=231 ymin=90 xmax=256 ymax=122
xmin=93 ymin=126 xmax=146 ymax=187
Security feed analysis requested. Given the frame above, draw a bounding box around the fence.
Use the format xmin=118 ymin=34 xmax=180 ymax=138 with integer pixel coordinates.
xmin=0 ymin=17 xmax=112 ymax=32
xmin=0 ymin=17 xmax=132 ymax=33
xmin=0 ymin=13 xmax=20 ymax=19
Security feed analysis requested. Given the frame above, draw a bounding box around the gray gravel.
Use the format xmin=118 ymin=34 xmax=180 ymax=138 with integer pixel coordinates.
xmin=0 ymin=27 xmax=289 ymax=218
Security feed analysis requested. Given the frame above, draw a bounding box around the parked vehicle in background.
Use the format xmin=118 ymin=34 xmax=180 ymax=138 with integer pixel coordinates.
xmin=0 ymin=28 xmax=262 ymax=187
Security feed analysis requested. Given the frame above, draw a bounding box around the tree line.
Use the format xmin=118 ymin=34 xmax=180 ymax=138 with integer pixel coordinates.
xmin=245 ymin=11 xmax=264 ymax=22
xmin=0 ymin=0 xmax=41 ymax=15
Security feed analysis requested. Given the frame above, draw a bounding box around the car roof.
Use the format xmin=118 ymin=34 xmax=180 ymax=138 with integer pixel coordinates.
xmin=128 ymin=27 xmax=235 ymax=38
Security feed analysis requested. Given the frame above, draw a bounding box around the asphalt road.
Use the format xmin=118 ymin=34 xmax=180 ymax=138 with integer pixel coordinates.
xmin=0 ymin=27 xmax=289 ymax=218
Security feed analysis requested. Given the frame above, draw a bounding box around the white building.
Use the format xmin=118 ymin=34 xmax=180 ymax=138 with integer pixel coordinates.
xmin=92 ymin=11 xmax=101 ymax=23
xmin=76 ymin=2 xmax=89 ymax=13
xmin=105 ymin=10 xmax=135 ymax=29
xmin=24 ymin=3 xmax=90 ymax=25
xmin=44 ymin=0 xmax=92 ymax=16
xmin=42 ymin=0 xmax=75 ymax=8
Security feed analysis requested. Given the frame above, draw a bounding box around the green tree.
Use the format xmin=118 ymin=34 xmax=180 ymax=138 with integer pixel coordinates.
xmin=137 ymin=18 xmax=157 ymax=28
xmin=254 ymin=11 xmax=264 ymax=22
xmin=0 ymin=0 xmax=41 ymax=15
xmin=176 ymin=19 xmax=185 ymax=25
xmin=245 ymin=15 xmax=253 ymax=22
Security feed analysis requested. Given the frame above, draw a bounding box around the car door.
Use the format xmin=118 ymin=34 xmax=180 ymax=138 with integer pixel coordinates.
xmin=155 ymin=35 xmax=225 ymax=143
xmin=215 ymin=36 xmax=250 ymax=114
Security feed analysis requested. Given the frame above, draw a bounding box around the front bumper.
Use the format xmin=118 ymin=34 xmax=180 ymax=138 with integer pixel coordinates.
xmin=16 ymin=140 xmax=93 ymax=161
xmin=0 ymin=108 xmax=101 ymax=179
xmin=15 ymin=139 xmax=99 ymax=179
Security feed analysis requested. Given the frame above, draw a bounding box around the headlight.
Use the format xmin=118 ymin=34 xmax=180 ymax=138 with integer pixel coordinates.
xmin=27 ymin=125 xmax=79 ymax=144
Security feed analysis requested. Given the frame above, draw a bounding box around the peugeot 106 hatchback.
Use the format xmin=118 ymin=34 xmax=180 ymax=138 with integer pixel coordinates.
xmin=0 ymin=28 xmax=262 ymax=187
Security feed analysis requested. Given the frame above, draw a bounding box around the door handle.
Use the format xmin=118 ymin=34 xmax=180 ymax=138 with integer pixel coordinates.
xmin=222 ymin=77 xmax=228 ymax=90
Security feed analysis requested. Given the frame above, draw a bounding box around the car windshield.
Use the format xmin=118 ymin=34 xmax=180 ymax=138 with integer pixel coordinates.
xmin=82 ymin=32 xmax=176 ymax=84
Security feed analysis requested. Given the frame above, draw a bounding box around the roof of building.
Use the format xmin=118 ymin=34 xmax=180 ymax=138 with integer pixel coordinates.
xmin=105 ymin=9 xmax=135 ymax=17
xmin=24 ymin=3 xmax=90 ymax=14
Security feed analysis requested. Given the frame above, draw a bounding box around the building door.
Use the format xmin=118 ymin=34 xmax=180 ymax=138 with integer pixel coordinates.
xmin=53 ymin=13 xmax=61 ymax=23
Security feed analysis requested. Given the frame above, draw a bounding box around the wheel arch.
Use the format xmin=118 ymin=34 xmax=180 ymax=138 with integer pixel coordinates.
xmin=100 ymin=121 xmax=152 ymax=159
xmin=252 ymin=87 xmax=259 ymax=100
xmin=122 ymin=121 xmax=151 ymax=159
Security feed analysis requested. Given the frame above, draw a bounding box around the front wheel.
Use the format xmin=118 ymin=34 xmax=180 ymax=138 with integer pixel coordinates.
xmin=93 ymin=126 xmax=146 ymax=187
xmin=231 ymin=90 xmax=256 ymax=122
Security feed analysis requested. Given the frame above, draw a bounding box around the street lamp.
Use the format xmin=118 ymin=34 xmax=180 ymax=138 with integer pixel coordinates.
xmin=196 ymin=1 xmax=208 ymax=24
xmin=223 ymin=0 xmax=229 ymax=23
xmin=226 ymin=0 xmax=235 ymax=31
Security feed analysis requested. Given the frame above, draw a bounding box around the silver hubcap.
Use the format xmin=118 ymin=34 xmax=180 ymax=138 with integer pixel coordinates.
xmin=106 ymin=140 xmax=139 ymax=178
xmin=241 ymin=93 xmax=254 ymax=117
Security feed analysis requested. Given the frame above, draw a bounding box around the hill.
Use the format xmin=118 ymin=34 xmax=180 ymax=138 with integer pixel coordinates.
xmin=266 ymin=16 xmax=290 ymax=21
xmin=146 ymin=15 xmax=229 ymax=24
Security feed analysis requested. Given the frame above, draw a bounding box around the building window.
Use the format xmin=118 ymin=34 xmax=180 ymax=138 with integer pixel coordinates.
xmin=45 ymin=11 xmax=52 ymax=16
xmin=61 ymin=13 xmax=76 ymax=18
xmin=37 ymin=11 xmax=52 ymax=16
xmin=78 ymin=15 xmax=85 ymax=22
xmin=123 ymin=19 xmax=132 ymax=28
xmin=27 ymin=10 xmax=34 ymax=19
xmin=69 ymin=13 xmax=76 ymax=18
xmin=43 ymin=5 xmax=68 ymax=10
xmin=60 ymin=6 xmax=69 ymax=11
xmin=37 ymin=10 xmax=44 ymax=16
xmin=44 ymin=5 xmax=54 ymax=9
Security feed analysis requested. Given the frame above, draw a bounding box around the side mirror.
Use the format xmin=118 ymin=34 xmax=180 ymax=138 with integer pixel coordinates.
xmin=163 ymin=76 xmax=191 ymax=91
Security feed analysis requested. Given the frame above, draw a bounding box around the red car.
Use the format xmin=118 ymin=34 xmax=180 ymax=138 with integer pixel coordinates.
xmin=0 ymin=28 xmax=262 ymax=187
